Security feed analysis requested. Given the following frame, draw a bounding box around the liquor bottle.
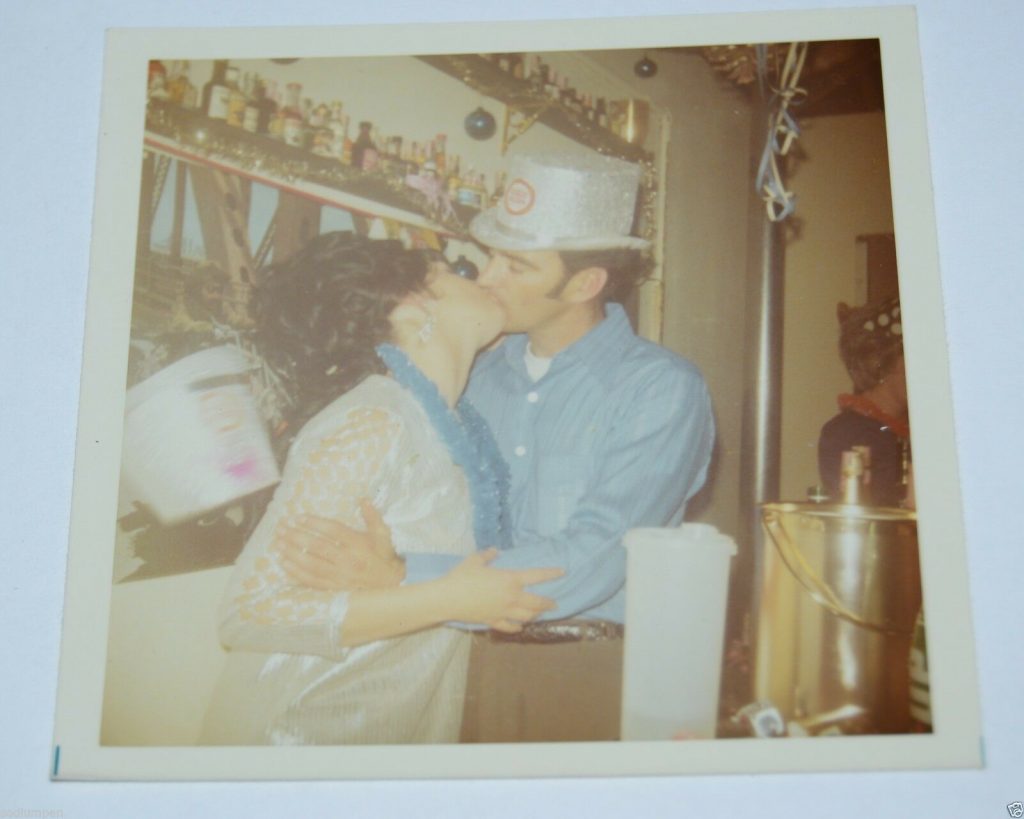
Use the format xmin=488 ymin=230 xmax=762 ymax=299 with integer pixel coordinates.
xmin=165 ymin=60 xmax=185 ymax=105
xmin=179 ymin=61 xmax=198 ymax=109
xmin=309 ymin=102 xmax=329 ymax=129
xmin=249 ymin=80 xmax=276 ymax=135
xmin=583 ymin=92 xmax=595 ymax=122
xmin=839 ymin=449 xmax=866 ymax=505
xmin=283 ymin=112 xmax=305 ymax=148
xmin=341 ymin=116 xmax=354 ymax=166
xmin=545 ymin=68 xmax=560 ymax=100
xmin=474 ymin=171 xmax=490 ymax=208
xmin=147 ymin=60 xmax=169 ymax=101
xmin=558 ymin=75 xmax=571 ymax=106
xmin=281 ymin=82 xmax=302 ymax=120
xmin=202 ymin=60 xmax=231 ymax=120
xmin=434 ymin=133 xmax=447 ymax=177
xmin=446 ymin=156 xmax=461 ymax=200
xmin=595 ymin=97 xmax=609 ymax=130
xmin=243 ymin=97 xmax=260 ymax=133
xmin=490 ymin=170 xmax=507 ymax=207
xmin=224 ymin=66 xmax=247 ymax=127
xmin=278 ymin=83 xmax=303 ymax=147
xmin=528 ymin=56 xmax=544 ymax=92
xmin=328 ymin=102 xmax=346 ymax=160
xmin=352 ymin=121 xmax=379 ymax=171
xmin=853 ymin=445 xmax=874 ymax=504
xmin=266 ymin=82 xmax=284 ymax=140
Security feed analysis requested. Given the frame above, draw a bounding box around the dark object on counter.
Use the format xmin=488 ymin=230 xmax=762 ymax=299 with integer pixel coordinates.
xmin=117 ymin=487 xmax=273 ymax=582
xmin=819 ymin=408 xmax=909 ymax=507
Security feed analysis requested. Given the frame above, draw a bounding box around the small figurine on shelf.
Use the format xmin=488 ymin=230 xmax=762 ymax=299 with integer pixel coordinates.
xmin=405 ymin=165 xmax=457 ymax=224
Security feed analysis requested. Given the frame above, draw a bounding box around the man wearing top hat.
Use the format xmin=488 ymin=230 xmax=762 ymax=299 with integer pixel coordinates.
xmin=280 ymin=152 xmax=715 ymax=742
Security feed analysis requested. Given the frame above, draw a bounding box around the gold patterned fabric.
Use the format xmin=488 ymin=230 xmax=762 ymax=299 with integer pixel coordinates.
xmin=199 ymin=375 xmax=474 ymax=745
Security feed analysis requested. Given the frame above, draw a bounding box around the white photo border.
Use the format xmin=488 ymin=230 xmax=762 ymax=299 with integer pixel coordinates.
xmin=52 ymin=7 xmax=981 ymax=780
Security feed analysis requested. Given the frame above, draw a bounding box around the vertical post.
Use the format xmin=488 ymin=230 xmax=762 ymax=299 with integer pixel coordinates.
xmin=720 ymin=97 xmax=786 ymax=713
xmin=170 ymin=161 xmax=187 ymax=263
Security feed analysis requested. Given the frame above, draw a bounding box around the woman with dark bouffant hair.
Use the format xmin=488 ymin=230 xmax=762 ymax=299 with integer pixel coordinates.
xmin=199 ymin=232 xmax=560 ymax=745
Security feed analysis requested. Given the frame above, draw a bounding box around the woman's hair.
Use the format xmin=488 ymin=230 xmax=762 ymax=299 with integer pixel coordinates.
xmin=837 ymin=296 xmax=904 ymax=393
xmin=253 ymin=231 xmax=430 ymax=435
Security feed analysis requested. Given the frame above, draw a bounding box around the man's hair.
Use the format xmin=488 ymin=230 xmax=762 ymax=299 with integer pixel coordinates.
xmin=558 ymin=247 xmax=653 ymax=304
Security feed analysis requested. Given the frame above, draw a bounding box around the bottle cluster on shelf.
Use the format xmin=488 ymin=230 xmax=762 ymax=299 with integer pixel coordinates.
xmin=147 ymin=59 xmax=508 ymax=214
xmin=478 ymin=52 xmax=648 ymax=146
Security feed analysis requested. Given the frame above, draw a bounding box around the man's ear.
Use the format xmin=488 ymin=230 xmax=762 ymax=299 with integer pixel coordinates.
xmin=563 ymin=266 xmax=609 ymax=304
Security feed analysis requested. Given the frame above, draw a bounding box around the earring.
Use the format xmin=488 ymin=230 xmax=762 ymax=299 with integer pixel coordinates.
xmin=418 ymin=312 xmax=436 ymax=344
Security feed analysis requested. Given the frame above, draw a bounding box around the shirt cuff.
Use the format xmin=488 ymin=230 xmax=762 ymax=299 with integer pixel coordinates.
xmin=401 ymin=552 xmax=463 ymax=586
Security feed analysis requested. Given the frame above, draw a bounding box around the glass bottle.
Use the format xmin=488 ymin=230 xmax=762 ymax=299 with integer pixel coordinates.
xmin=341 ymin=117 xmax=354 ymax=166
xmin=225 ymin=66 xmax=247 ymax=128
xmin=352 ymin=121 xmax=379 ymax=171
xmin=180 ymin=61 xmax=198 ymax=109
xmin=202 ymin=60 xmax=231 ymax=120
xmin=251 ymin=80 xmax=276 ymax=135
xmin=147 ymin=60 xmax=169 ymax=102
xmin=839 ymin=449 xmax=865 ymax=505
xmin=433 ymin=133 xmax=447 ymax=177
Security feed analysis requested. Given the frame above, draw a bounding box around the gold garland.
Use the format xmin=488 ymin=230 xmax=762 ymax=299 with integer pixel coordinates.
xmin=700 ymin=44 xmax=792 ymax=87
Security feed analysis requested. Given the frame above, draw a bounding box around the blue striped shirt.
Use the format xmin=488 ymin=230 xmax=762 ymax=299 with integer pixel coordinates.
xmin=403 ymin=303 xmax=715 ymax=623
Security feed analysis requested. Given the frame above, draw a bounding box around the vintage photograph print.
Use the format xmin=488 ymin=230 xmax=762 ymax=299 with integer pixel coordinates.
xmin=52 ymin=8 xmax=981 ymax=780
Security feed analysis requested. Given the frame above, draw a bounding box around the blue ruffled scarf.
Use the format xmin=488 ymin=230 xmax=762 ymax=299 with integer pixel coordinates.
xmin=376 ymin=343 xmax=511 ymax=549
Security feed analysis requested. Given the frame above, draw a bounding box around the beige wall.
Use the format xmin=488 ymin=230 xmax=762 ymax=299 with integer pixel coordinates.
xmin=589 ymin=50 xmax=755 ymax=539
xmin=780 ymin=112 xmax=894 ymax=501
xmin=102 ymin=567 xmax=231 ymax=745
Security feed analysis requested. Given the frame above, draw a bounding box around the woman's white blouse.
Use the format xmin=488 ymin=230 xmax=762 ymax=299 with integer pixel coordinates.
xmin=199 ymin=375 xmax=476 ymax=745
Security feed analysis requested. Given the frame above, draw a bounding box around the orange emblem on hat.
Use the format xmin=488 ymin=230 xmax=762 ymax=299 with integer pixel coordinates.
xmin=503 ymin=178 xmax=535 ymax=216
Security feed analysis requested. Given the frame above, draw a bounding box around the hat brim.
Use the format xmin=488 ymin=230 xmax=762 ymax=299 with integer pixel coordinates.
xmin=468 ymin=209 xmax=651 ymax=252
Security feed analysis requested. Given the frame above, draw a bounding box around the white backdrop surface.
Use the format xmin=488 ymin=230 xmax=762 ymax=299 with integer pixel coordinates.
xmin=2 ymin=1 xmax=1021 ymax=816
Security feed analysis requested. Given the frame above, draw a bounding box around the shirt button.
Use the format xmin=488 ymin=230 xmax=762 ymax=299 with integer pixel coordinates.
xmin=526 ymin=391 xmax=539 ymax=403
xmin=514 ymin=445 xmax=526 ymax=457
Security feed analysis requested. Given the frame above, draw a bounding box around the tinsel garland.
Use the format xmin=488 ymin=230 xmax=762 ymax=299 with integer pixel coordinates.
xmin=376 ymin=343 xmax=511 ymax=549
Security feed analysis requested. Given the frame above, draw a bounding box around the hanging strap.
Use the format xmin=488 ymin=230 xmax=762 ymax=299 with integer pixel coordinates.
xmin=755 ymin=42 xmax=809 ymax=222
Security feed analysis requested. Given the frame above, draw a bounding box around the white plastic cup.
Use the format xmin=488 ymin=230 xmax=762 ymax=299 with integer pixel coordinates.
xmin=620 ymin=524 xmax=737 ymax=741
xmin=119 ymin=345 xmax=280 ymax=525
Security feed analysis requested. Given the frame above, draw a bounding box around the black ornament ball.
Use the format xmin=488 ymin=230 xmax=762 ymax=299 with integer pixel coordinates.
xmin=634 ymin=55 xmax=658 ymax=78
xmin=464 ymin=107 xmax=497 ymax=140
xmin=452 ymin=255 xmax=479 ymax=280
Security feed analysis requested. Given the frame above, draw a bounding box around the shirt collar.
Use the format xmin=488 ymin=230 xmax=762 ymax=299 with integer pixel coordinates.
xmin=499 ymin=303 xmax=635 ymax=388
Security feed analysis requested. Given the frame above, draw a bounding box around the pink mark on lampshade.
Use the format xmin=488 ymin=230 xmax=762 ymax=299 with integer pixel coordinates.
xmin=225 ymin=456 xmax=259 ymax=481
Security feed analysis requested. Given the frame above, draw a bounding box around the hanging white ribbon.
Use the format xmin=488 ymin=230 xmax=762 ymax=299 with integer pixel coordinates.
xmin=755 ymin=42 xmax=809 ymax=222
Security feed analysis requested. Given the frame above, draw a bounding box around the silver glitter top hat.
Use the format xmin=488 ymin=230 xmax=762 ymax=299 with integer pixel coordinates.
xmin=469 ymin=153 xmax=650 ymax=252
